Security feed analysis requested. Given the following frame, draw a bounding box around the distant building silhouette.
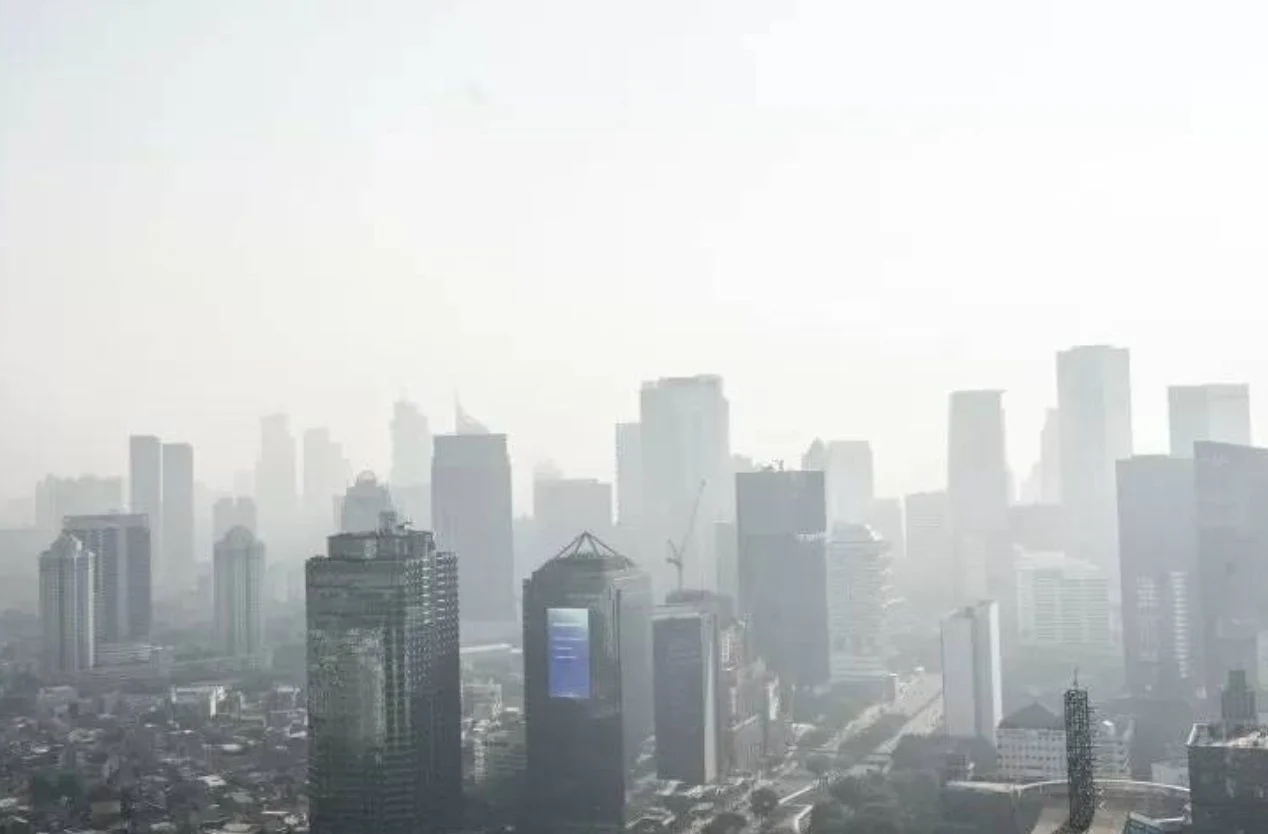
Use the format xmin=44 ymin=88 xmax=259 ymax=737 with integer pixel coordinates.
xmin=212 ymin=495 xmax=257 ymax=541
xmin=826 ymin=524 xmax=891 ymax=690
xmin=947 ymin=390 xmax=1010 ymax=611
xmin=64 ymin=513 xmax=151 ymax=648
xmin=256 ymin=414 xmax=298 ymax=557
xmin=302 ymin=427 xmax=350 ymax=542
xmin=391 ymin=399 xmax=432 ymax=528
xmin=802 ymin=439 xmax=874 ymax=528
xmin=35 ymin=475 xmax=123 ymax=533
xmin=1169 ymin=383 xmax=1251 ymax=458
xmin=129 ymin=434 xmax=163 ymax=559
xmin=523 ymin=532 xmax=653 ymax=834
xmin=39 ymin=532 xmax=95 ymax=675
xmin=339 ymin=472 xmax=394 ymax=534
xmin=306 ymin=515 xmax=461 ymax=834
xmin=1015 ymin=551 xmax=1112 ymax=650
xmin=615 ymin=422 xmax=643 ymax=531
xmin=533 ymin=475 xmax=613 ymax=558
xmin=432 ymin=431 xmax=514 ymax=640
xmin=161 ymin=442 xmax=194 ymax=592
xmin=903 ymin=490 xmax=952 ymax=622
xmin=214 ymin=526 xmax=265 ymax=661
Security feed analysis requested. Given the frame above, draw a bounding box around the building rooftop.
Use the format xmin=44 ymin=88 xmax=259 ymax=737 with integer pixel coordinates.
xmin=1189 ymin=722 xmax=1268 ymax=748
xmin=547 ymin=531 xmax=636 ymax=570
xmin=999 ymin=703 xmax=1064 ymax=731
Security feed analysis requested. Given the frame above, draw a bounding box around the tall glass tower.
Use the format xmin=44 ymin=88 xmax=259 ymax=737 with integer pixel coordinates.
xmin=306 ymin=513 xmax=461 ymax=834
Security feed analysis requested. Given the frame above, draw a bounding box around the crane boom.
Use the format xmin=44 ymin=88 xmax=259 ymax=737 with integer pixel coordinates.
xmin=666 ymin=479 xmax=707 ymax=590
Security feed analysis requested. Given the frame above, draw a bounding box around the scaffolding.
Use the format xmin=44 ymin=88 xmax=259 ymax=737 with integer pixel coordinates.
xmin=1063 ymin=684 xmax=1096 ymax=832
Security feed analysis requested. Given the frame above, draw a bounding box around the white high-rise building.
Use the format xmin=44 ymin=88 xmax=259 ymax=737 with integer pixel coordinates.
xmin=1057 ymin=346 xmax=1132 ymax=589
xmin=64 ymin=513 xmax=151 ymax=648
xmin=803 ymin=440 xmax=874 ymax=528
xmin=1015 ymin=551 xmax=1114 ymax=650
xmin=941 ymin=600 xmax=1002 ymax=742
xmin=1168 ymin=384 xmax=1251 ymax=457
xmin=213 ymin=526 xmax=266 ymax=660
xmin=826 ymin=524 xmax=891 ymax=686
xmin=948 ymin=390 xmax=1009 ymax=608
xmin=39 ymin=533 xmax=95 ymax=675
xmin=640 ymin=376 xmax=731 ymax=596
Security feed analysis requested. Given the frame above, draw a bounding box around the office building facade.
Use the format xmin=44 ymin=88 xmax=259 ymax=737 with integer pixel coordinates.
xmin=825 ymin=524 xmax=891 ymax=686
xmin=802 ymin=439 xmax=874 ymax=528
xmin=161 ymin=442 xmax=194 ymax=591
xmin=522 ymin=532 xmax=653 ymax=834
xmin=534 ymin=476 xmax=613 ymax=559
xmin=64 ymin=513 xmax=151 ymax=647
xmin=39 ymin=533 xmax=95 ymax=675
xmin=212 ymin=496 xmax=257 ymax=541
xmin=256 ymin=414 xmax=298 ymax=556
xmin=653 ymin=606 xmax=719 ymax=785
xmin=306 ymin=516 xmax=461 ymax=834
xmin=1014 ymin=552 xmax=1113 ymax=650
xmin=615 ymin=422 xmax=643 ymax=529
xmin=947 ymin=390 xmax=1010 ymax=609
xmin=941 ymin=601 xmax=1003 ymax=742
xmin=214 ymin=526 xmax=266 ymax=660
xmin=339 ymin=472 xmax=394 ymax=534
xmin=1169 ymin=384 xmax=1251 ymax=458
xmin=129 ymin=435 xmax=162 ymax=557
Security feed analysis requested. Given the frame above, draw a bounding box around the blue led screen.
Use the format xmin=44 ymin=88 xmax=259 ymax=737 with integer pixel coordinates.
xmin=547 ymin=607 xmax=591 ymax=699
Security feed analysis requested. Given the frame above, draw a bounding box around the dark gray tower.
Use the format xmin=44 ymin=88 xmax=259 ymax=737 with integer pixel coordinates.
xmin=523 ymin=532 xmax=652 ymax=834
xmin=1064 ymin=684 xmax=1096 ymax=832
xmin=306 ymin=514 xmax=461 ymax=834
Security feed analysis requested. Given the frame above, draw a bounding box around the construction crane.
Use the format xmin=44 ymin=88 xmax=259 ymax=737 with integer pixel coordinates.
xmin=666 ymin=479 xmax=707 ymax=590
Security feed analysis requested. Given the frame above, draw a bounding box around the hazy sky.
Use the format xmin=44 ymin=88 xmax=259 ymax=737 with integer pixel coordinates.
xmin=5 ymin=0 xmax=1268 ymax=511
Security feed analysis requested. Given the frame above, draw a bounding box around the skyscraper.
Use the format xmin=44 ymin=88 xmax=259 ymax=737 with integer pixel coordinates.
xmin=736 ymin=468 xmax=829 ymax=688
xmin=653 ymin=606 xmax=719 ymax=785
xmin=523 ymin=532 xmax=653 ymax=834
xmin=212 ymin=496 xmax=257 ymax=541
xmin=802 ymin=439 xmax=875 ymax=527
xmin=1038 ymin=407 xmax=1061 ymax=504
xmin=306 ymin=516 xmax=461 ymax=834
xmin=391 ymin=400 xmax=432 ymax=528
xmin=129 ymin=434 xmax=162 ymax=555
xmin=214 ymin=526 xmax=266 ymax=660
xmin=614 ymin=422 xmax=643 ymax=530
xmin=533 ymin=476 xmax=613 ymax=558
xmin=640 ymin=375 xmax=731 ymax=595
xmin=302 ymin=427 xmax=350 ymax=540
xmin=947 ymin=390 xmax=1009 ymax=608
xmin=64 ymin=513 xmax=151 ymax=647
xmin=826 ymin=524 xmax=891 ymax=688
xmin=941 ymin=601 xmax=1002 ymax=742
xmin=339 ymin=472 xmax=395 ymax=534
xmin=256 ymin=414 xmax=298 ymax=555
xmin=1169 ymin=384 xmax=1251 ymax=457
xmin=39 ymin=533 xmax=95 ymax=675
xmin=35 ymin=475 xmax=123 ymax=532
xmin=1057 ymin=345 xmax=1133 ymax=585
xmin=161 ymin=442 xmax=194 ymax=591
xmin=432 ymin=432 xmax=514 ymax=639
xmin=1194 ymin=441 xmax=1268 ymax=706
xmin=903 ymin=490 xmax=953 ymax=620
xmin=1117 ymin=455 xmax=1198 ymax=699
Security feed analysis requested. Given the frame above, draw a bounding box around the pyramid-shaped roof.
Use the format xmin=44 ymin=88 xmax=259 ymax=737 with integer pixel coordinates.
xmin=548 ymin=531 xmax=636 ymax=570
xmin=999 ymin=702 xmax=1063 ymax=731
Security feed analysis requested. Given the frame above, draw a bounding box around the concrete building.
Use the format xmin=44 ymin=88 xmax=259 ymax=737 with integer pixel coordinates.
xmin=736 ymin=468 xmax=829 ymax=688
xmin=533 ymin=476 xmax=613 ymax=559
xmin=1057 ymin=345 xmax=1133 ymax=588
xmin=1187 ymin=671 xmax=1268 ymax=833
xmin=213 ymin=527 xmax=265 ymax=660
xmin=39 ymin=533 xmax=95 ymax=675
xmin=615 ymin=421 xmax=643 ymax=529
xmin=391 ymin=400 xmax=432 ymax=528
xmin=256 ymin=414 xmax=298 ymax=558
xmin=35 ymin=475 xmax=123 ymax=533
xmin=212 ymin=496 xmax=257 ymax=541
xmin=129 ymin=434 xmax=163 ymax=558
xmin=161 ymin=442 xmax=194 ymax=591
xmin=64 ymin=514 xmax=151 ymax=648
xmin=948 ymin=390 xmax=1010 ymax=610
xmin=338 ymin=472 xmax=394 ymax=534
xmin=1015 ymin=551 xmax=1114 ymax=651
xmin=903 ymin=490 xmax=953 ymax=621
xmin=653 ymin=606 xmax=719 ymax=785
xmin=825 ymin=524 xmax=891 ymax=688
xmin=306 ymin=514 xmax=461 ymax=834
xmin=1169 ymin=383 xmax=1251 ymax=458
xmin=941 ymin=601 xmax=1002 ymax=742
xmin=1194 ymin=441 xmax=1268 ymax=705
xmin=1117 ymin=455 xmax=1198 ymax=700
xmin=996 ymin=703 xmax=1132 ymax=782
xmin=802 ymin=439 xmax=874 ymax=528
xmin=640 ymin=375 xmax=731 ymax=596
xmin=432 ymin=432 xmax=514 ymax=640
xmin=522 ymin=532 xmax=653 ymax=834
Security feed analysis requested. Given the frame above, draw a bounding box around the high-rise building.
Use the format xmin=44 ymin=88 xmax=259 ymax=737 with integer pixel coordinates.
xmin=391 ymin=400 xmax=432 ymax=529
xmin=653 ymin=605 xmax=719 ymax=785
xmin=1194 ymin=441 xmax=1268 ymax=706
xmin=306 ymin=515 xmax=461 ymax=834
xmin=640 ymin=375 xmax=731 ymax=595
xmin=802 ymin=439 xmax=875 ymax=527
xmin=1057 ymin=345 xmax=1133 ymax=585
xmin=35 ymin=475 xmax=124 ymax=532
xmin=534 ymin=476 xmax=613 ymax=559
xmin=714 ymin=521 xmax=738 ymax=602
xmin=1117 ymin=455 xmax=1198 ymax=700
xmin=1014 ymin=552 xmax=1113 ymax=650
xmin=161 ymin=442 xmax=194 ymax=591
xmin=212 ymin=496 xmax=258 ymax=541
xmin=303 ymin=427 xmax=350 ymax=540
xmin=736 ymin=468 xmax=828 ymax=688
xmin=948 ymin=390 xmax=1009 ymax=609
xmin=64 ymin=514 xmax=151 ymax=647
xmin=339 ymin=472 xmax=394 ymax=534
xmin=1169 ymin=384 xmax=1251 ymax=457
xmin=214 ymin=527 xmax=266 ymax=660
xmin=256 ymin=414 xmax=298 ymax=556
xmin=1187 ymin=672 xmax=1268 ymax=833
xmin=826 ymin=524 xmax=891 ymax=688
xmin=522 ymin=532 xmax=653 ymax=834
xmin=129 ymin=435 xmax=162 ymax=556
xmin=903 ymin=490 xmax=953 ymax=620
xmin=39 ymin=533 xmax=95 ymax=675
xmin=865 ymin=497 xmax=905 ymax=564
xmin=941 ymin=601 xmax=1002 ymax=742
xmin=1038 ymin=408 xmax=1061 ymax=504
xmin=615 ymin=422 xmax=643 ymax=530
xmin=432 ymin=433 xmax=514 ymax=639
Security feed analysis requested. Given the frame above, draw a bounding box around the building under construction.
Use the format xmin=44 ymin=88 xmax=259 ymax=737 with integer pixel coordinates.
xmin=1063 ymin=684 xmax=1097 ymax=832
